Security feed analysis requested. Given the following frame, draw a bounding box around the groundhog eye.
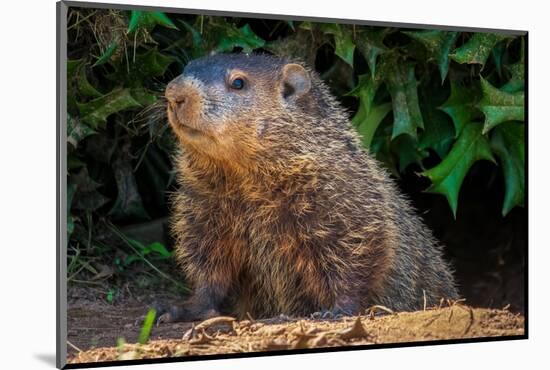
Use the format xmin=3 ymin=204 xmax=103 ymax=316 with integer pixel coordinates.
xmin=230 ymin=77 xmax=245 ymax=90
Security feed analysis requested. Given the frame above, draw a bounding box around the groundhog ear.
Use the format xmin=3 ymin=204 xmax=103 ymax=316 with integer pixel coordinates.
xmin=281 ymin=63 xmax=311 ymax=102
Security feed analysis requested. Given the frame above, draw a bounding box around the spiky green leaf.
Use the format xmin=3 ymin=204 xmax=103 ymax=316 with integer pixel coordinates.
xmin=334 ymin=31 xmax=356 ymax=67
xmin=502 ymin=39 xmax=525 ymax=94
xmin=403 ymin=30 xmax=458 ymax=82
xmin=393 ymin=135 xmax=428 ymax=172
xmin=418 ymin=108 xmax=455 ymax=158
xmin=319 ymin=24 xmax=356 ymax=67
xmin=127 ymin=11 xmax=177 ymax=34
xmin=71 ymin=167 xmax=110 ymax=211
xmin=450 ymin=33 xmax=509 ymax=67
xmin=216 ymin=23 xmax=265 ymax=53
xmin=479 ymin=77 xmax=524 ymax=134
xmin=422 ymin=122 xmax=495 ymax=217
xmin=491 ymin=122 xmax=525 ymax=215
xmin=131 ymin=88 xmax=158 ymax=106
xmin=355 ymin=29 xmax=388 ymax=77
xmin=356 ymin=103 xmax=392 ymax=150
xmin=382 ymin=60 xmax=424 ymax=139
xmin=75 ymin=64 xmax=102 ymax=97
xmin=438 ymin=79 xmax=480 ymax=136
xmin=68 ymin=115 xmax=96 ymax=148
xmin=77 ymin=89 xmax=142 ymax=129
xmin=348 ymin=73 xmax=384 ymax=122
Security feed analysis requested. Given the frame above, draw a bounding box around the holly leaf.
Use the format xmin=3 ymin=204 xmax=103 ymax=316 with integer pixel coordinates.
xmin=75 ymin=63 xmax=102 ymax=98
xmin=77 ymin=88 xmax=142 ymax=129
xmin=403 ymin=30 xmax=458 ymax=82
xmin=491 ymin=41 xmax=506 ymax=78
xmin=355 ymin=29 xmax=389 ymax=77
xmin=450 ymin=33 xmax=509 ymax=67
xmin=216 ymin=23 xmax=265 ymax=53
xmin=334 ymin=31 xmax=356 ymax=67
xmin=109 ymin=48 xmax=176 ymax=87
xmin=502 ymin=62 xmax=525 ymax=94
xmin=68 ymin=154 xmax=86 ymax=170
xmin=381 ymin=58 xmax=424 ymax=139
xmin=320 ymin=24 xmax=356 ymax=67
xmin=422 ymin=122 xmax=495 ymax=217
xmin=348 ymin=72 xmax=383 ymax=123
xmin=438 ymin=79 xmax=480 ymax=136
xmin=67 ymin=115 xmax=96 ymax=149
xmin=371 ymin=122 xmax=399 ymax=177
xmin=71 ymin=167 xmax=110 ymax=211
xmin=130 ymin=88 xmax=158 ymax=106
xmin=418 ymin=108 xmax=455 ymax=158
xmin=334 ymin=29 xmax=355 ymax=68
xmin=418 ymin=78 xmax=456 ymax=158
xmin=479 ymin=77 xmax=524 ymax=134
xmin=393 ymin=135 xmax=428 ymax=172
xmin=502 ymin=39 xmax=525 ymax=94
xmin=491 ymin=122 xmax=525 ymax=215
xmin=67 ymin=59 xmax=81 ymax=78
xmin=109 ymin=156 xmax=150 ymax=221
xmin=355 ymin=103 xmax=392 ymax=150
xmin=127 ymin=11 xmax=177 ymax=34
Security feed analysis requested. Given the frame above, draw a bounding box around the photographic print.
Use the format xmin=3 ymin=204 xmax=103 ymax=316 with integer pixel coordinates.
xmin=57 ymin=1 xmax=527 ymax=367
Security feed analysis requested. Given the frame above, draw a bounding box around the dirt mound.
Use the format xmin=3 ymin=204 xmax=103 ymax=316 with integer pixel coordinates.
xmin=68 ymin=306 xmax=524 ymax=364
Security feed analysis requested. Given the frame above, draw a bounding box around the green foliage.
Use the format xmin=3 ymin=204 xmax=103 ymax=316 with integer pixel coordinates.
xmin=66 ymin=8 xmax=525 ymax=288
xmin=438 ymin=80 xmax=480 ymax=136
xmin=450 ymin=33 xmax=509 ymax=66
xmin=384 ymin=60 xmax=425 ymax=139
xmin=216 ymin=23 xmax=266 ymax=53
xmin=138 ymin=308 xmax=157 ymax=344
xmin=479 ymin=77 xmax=524 ymax=134
xmin=77 ymin=89 xmax=143 ymax=129
xmin=403 ymin=30 xmax=458 ymax=81
xmin=491 ymin=122 xmax=525 ymax=215
xmin=423 ymin=122 xmax=495 ymax=217
xmin=127 ymin=11 xmax=177 ymax=33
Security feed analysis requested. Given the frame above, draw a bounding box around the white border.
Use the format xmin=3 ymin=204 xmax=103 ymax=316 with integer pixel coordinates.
xmin=1 ymin=0 xmax=547 ymax=369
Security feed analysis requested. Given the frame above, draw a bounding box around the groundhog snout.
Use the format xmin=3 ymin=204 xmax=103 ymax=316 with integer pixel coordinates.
xmin=165 ymin=78 xmax=202 ymax=127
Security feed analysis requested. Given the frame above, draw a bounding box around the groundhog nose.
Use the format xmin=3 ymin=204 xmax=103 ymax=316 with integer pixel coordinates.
xmin=165 ymin=79 xmax=189 ymax=108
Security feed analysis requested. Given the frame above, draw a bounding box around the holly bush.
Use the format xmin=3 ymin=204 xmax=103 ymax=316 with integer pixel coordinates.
xmin=66 ymin=8 xmax=525 ymax=256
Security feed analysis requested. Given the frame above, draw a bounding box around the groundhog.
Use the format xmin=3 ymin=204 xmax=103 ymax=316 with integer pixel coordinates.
xmin=161 ymin=53 xmax=458 ymax=322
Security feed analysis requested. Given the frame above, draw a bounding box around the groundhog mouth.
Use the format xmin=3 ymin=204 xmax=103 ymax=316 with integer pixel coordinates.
xmin=167 ymin=104 xmax=205 ymax=137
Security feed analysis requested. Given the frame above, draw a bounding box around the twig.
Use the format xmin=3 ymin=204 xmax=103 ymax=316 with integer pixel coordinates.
xmin=67 ymin=10 xmax=98 ymax=31
xmin=423 ymin=312 xmax=443 ymax=327
xmin=133 ymin=30 xmax=137 ymax=63
xmin=195 ymin=316 xmax=236 ymax=331
xmin=462 ymin=306 xmax=475 ymax=335
xmin=448 ymin=307 xmax=454 ymax=322
xmin=366 ymin=305 xmax=395 ymax=318
xmin=246 ymin=312 xmax=255 ymax=323
xmin=67 ymin=340 xmax=83 ymax=353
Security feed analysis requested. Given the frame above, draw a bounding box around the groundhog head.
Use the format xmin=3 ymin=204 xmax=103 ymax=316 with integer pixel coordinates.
xmin=165 ymin=53 xmax=333 ymax=167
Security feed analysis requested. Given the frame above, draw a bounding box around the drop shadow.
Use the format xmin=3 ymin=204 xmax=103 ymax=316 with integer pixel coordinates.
xmin=34 ymin=353 xmax=57 ymax=367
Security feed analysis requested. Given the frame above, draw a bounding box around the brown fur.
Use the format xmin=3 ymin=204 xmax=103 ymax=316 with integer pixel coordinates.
xmin=164 ymin=53 xmax=458 ymax=320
